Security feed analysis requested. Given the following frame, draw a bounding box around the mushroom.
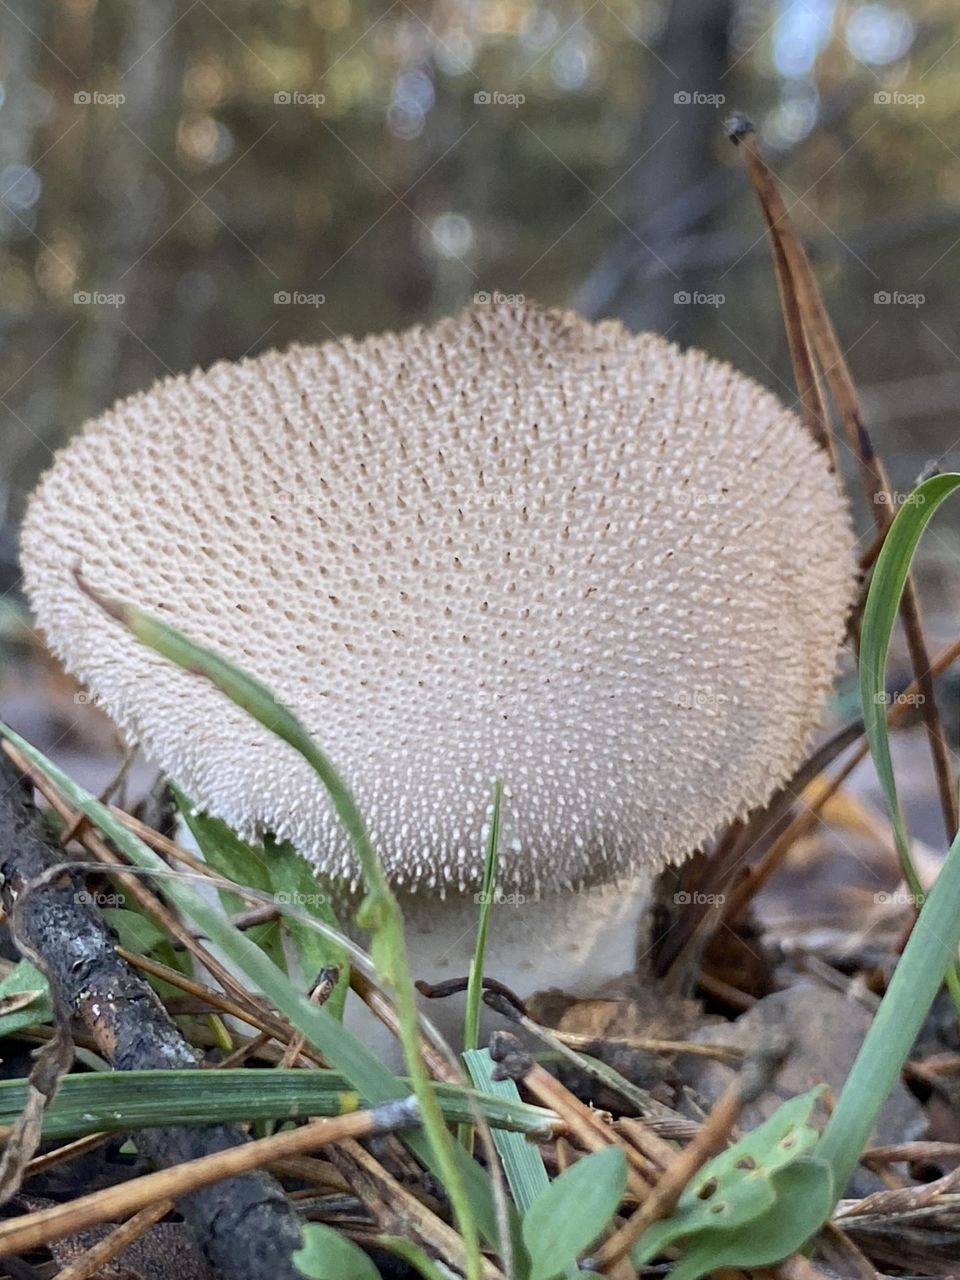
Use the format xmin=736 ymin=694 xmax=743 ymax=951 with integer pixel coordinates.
xmin=20 ymin=301 xmax=855 ymax=1037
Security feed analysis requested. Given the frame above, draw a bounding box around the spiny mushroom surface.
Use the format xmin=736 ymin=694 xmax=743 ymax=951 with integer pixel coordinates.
xmin=21 ymin=302 xmax=855 ymax=896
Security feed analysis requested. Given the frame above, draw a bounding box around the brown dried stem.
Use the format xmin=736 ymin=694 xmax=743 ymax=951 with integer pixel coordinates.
xmin=729 ymin=115 xmax=958 ymax=841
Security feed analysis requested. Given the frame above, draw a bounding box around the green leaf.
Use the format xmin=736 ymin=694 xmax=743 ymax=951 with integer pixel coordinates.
xmin=263 ymin=836 xmax=349 ymax=1019
xmin=293 ymin=1223 xmax=379 ymax=1280
xmin=100 ymin=907 xmax=169 ymax=955
xmin=0 ymin=961 xmax=52 ymax=1036
xmin=522 ymin=1145 xmax=627 ymax=1280
xmin=175 ymin=788 xmax=287 ymax=973
xmin=665 ymin=1158 xmax=834 ymax=1280
xmin=632 ymin=1088 xmax=823 ymax=1266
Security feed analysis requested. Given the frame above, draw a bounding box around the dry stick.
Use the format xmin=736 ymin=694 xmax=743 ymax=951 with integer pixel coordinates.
xmin=0 ymin=751 xmax=307 ymax=1280
xmin=52 ymin=1199 xmax=173 ymax=1280
xmin=24 ymin=1134 xmax=113 ymax=1181
xmin=722 ymin=632 xmax=960 ymax=924
xmin=553 ymin=1027 xmax=744 ymax=1064
xmin=730 ymin=116 xmax=959 ymax=842
xmin=350 ymin=969 xmax=459 ymax=1083
xmin=279 ymin=966 xmax=341 ymax=1069
xmin=753 ymin=173 xmax=834 ymax=467
xmin=658 ymin=717 xmax=865 ymax=986
xmin=588 ymin=1045 xmax=782 ymax=1271
xmin=3 ymin=742 xmax=273 ymax=1028
xmin=0 ymin=1099 xmax=420 ymax=1258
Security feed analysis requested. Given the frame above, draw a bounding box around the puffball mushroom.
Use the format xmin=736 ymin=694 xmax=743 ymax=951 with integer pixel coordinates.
xmin=21 ymin=301 xmax=855 ymax=1026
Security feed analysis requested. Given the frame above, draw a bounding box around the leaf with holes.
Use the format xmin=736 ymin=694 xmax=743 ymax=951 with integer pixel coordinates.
xmin=632 ymin=1087 xmax=823 ymax=1267
xmin=665 ymin=1157 xmax=834 ymax=1280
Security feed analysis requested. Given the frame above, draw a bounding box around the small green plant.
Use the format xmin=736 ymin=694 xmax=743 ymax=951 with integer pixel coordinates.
xmin=631 ymin=1089 xmax=831 ymax=1279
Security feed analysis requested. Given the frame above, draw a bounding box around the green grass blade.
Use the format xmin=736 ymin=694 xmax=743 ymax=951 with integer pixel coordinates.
xmin=71 ymin=575 xmax=484 ymax=1275
xmin=0 ymin=1069 xmax=559 ymax=1141
xmin=464 ymin=779 xmax=502 ymax=1056
xmin=818 ymin=472 xmax=960 ymax=1196
xmin=463 ymin=1049 xmax=549 ymax=1215
xmin=858 ymin=475 xmax=960 ymax=889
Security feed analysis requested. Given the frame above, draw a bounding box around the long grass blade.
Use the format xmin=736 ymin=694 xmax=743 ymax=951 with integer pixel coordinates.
xmin=0 ymin=1069 xmax=559 ymax=1142
xmin=73 ymin=573 xmax=484 ymax=1275
xmin=819 ymin=472 xmax=960 ymax=1196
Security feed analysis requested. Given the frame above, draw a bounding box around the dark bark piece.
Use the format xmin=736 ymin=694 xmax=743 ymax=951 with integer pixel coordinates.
xmin=0 ymin=753 xmax=305 ymax=1279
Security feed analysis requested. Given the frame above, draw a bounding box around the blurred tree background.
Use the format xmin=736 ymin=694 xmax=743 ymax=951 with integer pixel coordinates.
xmin=2 ymin=0 xmax=960 ymax=631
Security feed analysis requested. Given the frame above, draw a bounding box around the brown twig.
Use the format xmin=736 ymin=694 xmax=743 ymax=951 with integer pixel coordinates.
xmin=329 ymin=1137 xmax=506 ymax=1280
xmin=722 ymin=631 xmax=960 ymax=924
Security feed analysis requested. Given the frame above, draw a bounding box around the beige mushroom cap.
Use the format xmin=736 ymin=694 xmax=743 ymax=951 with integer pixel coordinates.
xmin=21 ymin=301 xmax=855 ymax=895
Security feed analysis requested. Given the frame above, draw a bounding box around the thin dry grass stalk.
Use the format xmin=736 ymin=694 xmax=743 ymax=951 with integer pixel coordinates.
xmin=721 ymin=631 xmax=960 ymax=924
xmin=728 ymin=113 xmax=958 ymax=843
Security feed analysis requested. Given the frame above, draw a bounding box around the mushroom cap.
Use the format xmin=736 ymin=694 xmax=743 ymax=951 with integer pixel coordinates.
xmin=21 ymin=302 xmax=855 ymax=894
